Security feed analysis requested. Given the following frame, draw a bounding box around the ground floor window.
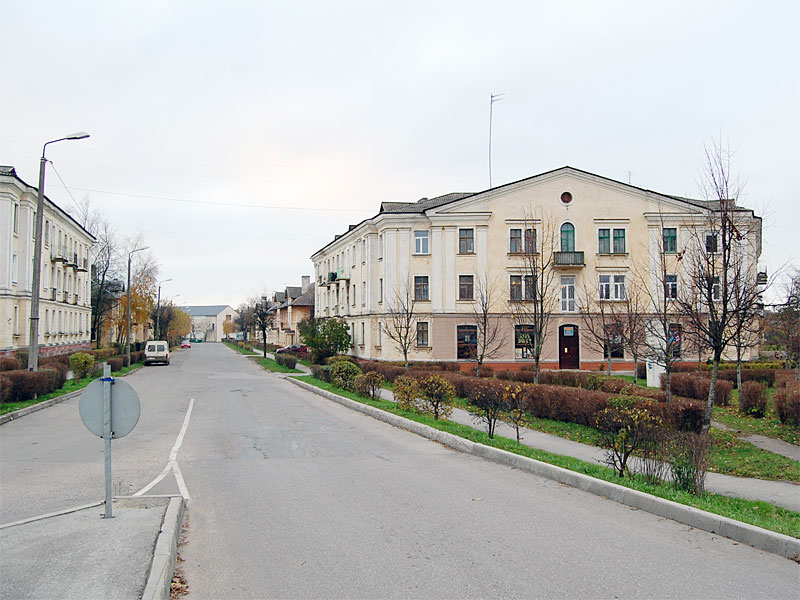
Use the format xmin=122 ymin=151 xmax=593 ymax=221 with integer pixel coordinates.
xmin=514 ymin=324 xmax=536 ymax=359
xmin=603 ymin=325 xmax=624 ymax=359
xmin=456 ymin=325 xmax=478 ymax=359
xmin=416 ymin=322 xmax=429 ymax=347
xmin=669 ymin=323 xmax=682 ymax=357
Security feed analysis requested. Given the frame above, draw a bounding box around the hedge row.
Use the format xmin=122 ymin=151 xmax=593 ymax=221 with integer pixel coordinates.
xmin=774 ymin=388 xmax=800 ymax=426
xmin=662 ymin=373 xmax=733 ymax=406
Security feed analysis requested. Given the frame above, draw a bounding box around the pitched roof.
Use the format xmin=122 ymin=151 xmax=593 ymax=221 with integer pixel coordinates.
xmin=181 ymin=305 xmax=232 ymax=317
xmin=291 ymin=284 xmax=315 ymax=307
xmin=379 ymin=192 xmax=474 ymax=214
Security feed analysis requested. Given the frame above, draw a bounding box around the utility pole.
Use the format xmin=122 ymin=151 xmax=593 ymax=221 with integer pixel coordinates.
xmin=488 ymin=93 xmax=505 ymax=189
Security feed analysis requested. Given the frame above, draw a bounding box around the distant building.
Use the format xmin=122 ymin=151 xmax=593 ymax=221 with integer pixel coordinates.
xmin=1 ymin=166 xmax=95 ymax=358
xmin=266 ymin=276 xmax=314 ymax=347
xmin=181 ymin=305 xmax=238 ymax=342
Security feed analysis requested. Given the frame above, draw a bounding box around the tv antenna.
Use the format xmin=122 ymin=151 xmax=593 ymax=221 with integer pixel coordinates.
xmin=489 ymin=93 xmax=506 ymax=188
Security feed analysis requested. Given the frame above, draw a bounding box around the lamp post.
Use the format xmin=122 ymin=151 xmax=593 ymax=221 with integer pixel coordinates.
xmin=126 ymin=246 xmax=149 ymax=368
xmin=28 ymin=132 xmax=90 ymax=371
xmin=155 ymin=278 xmax=173 ymax=340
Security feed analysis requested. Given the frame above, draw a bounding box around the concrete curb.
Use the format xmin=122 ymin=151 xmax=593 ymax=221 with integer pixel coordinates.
xmin=0 ymin=366 xmax=144 ymax=426
xmin=287 ymin=377 xmax=800 ymax=560
xmin=141 ymin=496 xmax=187 ymax=600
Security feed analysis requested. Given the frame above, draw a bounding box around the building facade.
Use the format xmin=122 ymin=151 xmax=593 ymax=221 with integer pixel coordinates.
xmin=1 ymin=166 xmax=95 ymax=358
xmin=181 ymin=305 xmax=238 ymax=342
xmin=310 ymin=167 xmax=763 ymax=369
xmin=267 ymin=278 xmax=314 ymax=347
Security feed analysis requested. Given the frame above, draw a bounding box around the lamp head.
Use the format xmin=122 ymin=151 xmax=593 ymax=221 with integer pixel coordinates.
xmin=65 ymin=132 xmax=90 ymax=140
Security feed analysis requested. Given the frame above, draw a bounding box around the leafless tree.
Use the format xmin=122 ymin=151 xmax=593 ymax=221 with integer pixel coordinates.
xmin=383 ymin=283 xmax=418 ymax=369
xmin=506 ymin=213 xmax=560 ymax=383
xmin=775 ymin=270 xmax=800 ymax=381
xmin=577 ymin=281 xmax=624 ymax=375
xmin=674 ymin=140 xmax=763 ymax=432
xmin=250 ymin=295 xmax=273 ymax=357
xmin=470 ymin=274 xmax=505 ymax=376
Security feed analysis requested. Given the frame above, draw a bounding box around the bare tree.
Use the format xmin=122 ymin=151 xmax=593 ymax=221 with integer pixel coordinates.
xmin=775 ymin=270 xmax=800 ymax=381
xmin=506 ymin=214 xmax=560 ymax=383
xmin=251 ymin=295 xmax=273 ymax=357
xmin=470 ymin=274 xmax=505 ymax=376
xmin=675 ymin=140 xmax=763 ymax=432
xmin=383 ymin=283 xmax=418 ymax=369
xmin=616 ymin=287 xmax=648 ymax=385
xmin=578 ymin=281 xmax=623 ymax=375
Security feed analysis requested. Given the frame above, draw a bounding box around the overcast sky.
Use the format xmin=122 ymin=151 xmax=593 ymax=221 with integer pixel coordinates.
xmin=2 ymin=1 xmax=797 ymax=308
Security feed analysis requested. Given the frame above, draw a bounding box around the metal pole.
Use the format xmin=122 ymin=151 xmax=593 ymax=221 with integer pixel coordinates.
xmin=126 ymin=254 xmax=132 ymax=368
xmin=103 ymin=363 xmax=113 ymax=518
xmin=27 ymin=153 xmax=48 ymax=372
xmin=155 ymin=285 xmax=161 ymax=340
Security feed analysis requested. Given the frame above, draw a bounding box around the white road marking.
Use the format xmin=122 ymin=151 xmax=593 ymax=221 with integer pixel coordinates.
xmin=135 ymin=398 xmax=194 ymax=499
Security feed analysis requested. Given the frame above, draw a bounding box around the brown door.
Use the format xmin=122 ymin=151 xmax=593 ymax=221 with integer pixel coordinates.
xmin=559 ymin=324 xmax=580 ymax=369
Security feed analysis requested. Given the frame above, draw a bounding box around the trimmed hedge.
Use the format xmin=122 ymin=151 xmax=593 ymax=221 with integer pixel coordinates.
xmin=0 ymin=370 xmax=61 ymax=403
xmin=664 ymin=373 xmax=732 ymax=406
xmin=275 ymin=354 xmax=297 ymax=369
xmin=774 ymin=388 xmax=800 ymax=426
xmin=0 ymin=358 xmax=22 ymax=371
xmin=738 ymin=381 xmax=766 ymax=418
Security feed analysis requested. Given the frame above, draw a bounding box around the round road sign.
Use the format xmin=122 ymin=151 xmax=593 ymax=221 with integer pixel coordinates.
xmin=79 ymin=378 xmax=141 ymax=439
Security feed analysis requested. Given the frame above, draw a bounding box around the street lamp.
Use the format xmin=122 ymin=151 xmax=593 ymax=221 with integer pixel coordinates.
xmin=155 ymin=278 xmax=173 ymax=340
xmin=28 ymin=132 xmax=90 ymax=371
xmin=126 ymin=246 xmax=149 ymax=368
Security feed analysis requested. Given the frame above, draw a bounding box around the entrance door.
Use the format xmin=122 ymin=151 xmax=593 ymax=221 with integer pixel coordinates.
xmin=559 ymin=324 xmax=580 ymax=369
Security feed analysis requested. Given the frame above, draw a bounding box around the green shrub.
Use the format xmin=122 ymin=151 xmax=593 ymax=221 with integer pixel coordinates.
xmin=419 ymin=374 xmax=456 ymax=420
xmin=330 ymin=360 xmax=362 ymax=390
xmin=353 ymin=371 xmax=385 ymax=400
xmin=393 ymin=375 xmax=421 ymax=411
xmin=275 ymin=354 xmax=297 ymax=369
xmin=468 ymin=378 xmax=505 ymax=437
xmin=69 ymin=352 xmax=95 ymax=379
xmin=738 ymin=381 xmax=767 ymax=418
xmin=310 ymin=364 xmax=331 ymax=382
xmin=595 ymin=403 xmax=663 ymax=478
xmin=669 ymin=431 xmax=711 ymax=495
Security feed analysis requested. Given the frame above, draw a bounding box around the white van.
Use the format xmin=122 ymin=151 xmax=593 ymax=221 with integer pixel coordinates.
xmin=144 ymin=341 xmax=170 ymax=365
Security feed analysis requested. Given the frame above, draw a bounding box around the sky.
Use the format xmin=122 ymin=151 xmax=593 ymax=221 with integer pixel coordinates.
xmin=2 ymin=0 xmax=798 ymax=308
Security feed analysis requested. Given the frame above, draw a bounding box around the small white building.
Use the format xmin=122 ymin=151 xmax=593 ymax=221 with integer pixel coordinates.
xmin=1 ymin=166 xmax=95 ymax=358
xmin=181 ymin=305 xmax=238 ymax=342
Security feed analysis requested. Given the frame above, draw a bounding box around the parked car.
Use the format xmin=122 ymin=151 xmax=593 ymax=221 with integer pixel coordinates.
xmin=144 ymin=341 xmax=170 ymax=365
xmin=181 ymin=341 xmax=191 ymax=349
xmin=275 ymin=344 xmax=307 ymax=354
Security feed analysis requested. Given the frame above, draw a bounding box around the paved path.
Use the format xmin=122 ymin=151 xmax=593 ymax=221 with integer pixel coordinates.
xmin=363 ymin=387 xmax=800 ymax=512
xmin=713 ymin=420 xmax=800 ymax=461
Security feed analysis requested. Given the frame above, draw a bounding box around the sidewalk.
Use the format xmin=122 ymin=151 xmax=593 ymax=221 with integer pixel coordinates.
xmin=370 ymin=386 xmax=800 ymax=513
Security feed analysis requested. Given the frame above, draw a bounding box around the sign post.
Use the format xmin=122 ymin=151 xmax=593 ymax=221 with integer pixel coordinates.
xmin=80 ymin=366 xmax=141 ymax=519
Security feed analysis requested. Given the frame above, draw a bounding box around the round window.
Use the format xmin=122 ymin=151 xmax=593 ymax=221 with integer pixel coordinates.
xmin=560 ymin=191 xmax=573 ymax=204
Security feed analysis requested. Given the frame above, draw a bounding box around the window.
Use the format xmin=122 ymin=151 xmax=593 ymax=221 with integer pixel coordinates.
xmin=378 ymin=234 xmax=384 ymax=259
xmin=351 ymin=323 xmax=356 ymax=346
xmin=11 ymin=253 xmax=18 ymax=284
xmin=12 ymin=203 xmax=19 ymax=234
xmin=459 ymin=275 xmax=474 ymax=300
xmin=524 ymin=275 xmax=535 ymax=300
xmin=663 ymin=228 xmax=677 ymax=253
xmin=665 ymin=274 xmax=678 ymax=300
xmin=515 ymin=324 xmax=536 ymax=358
xmin=414 ymin=276 xmax=429 ymax=301
xmin=414 ymin=230 xmax=429 ymax=254
xmin=613 ymin=275 xmax=626 ymax=300
xmin=352 ymin=285 xmax=356 ymax=306
xmin=524 ymin=228 xmax=536 ymax=254
xmin=379 ymin=278 xmax=383 ymax=303
xmin=509 ymin=229 xmax=522 ymax=253
xmin=459 ymin=228 xmax=474 ymax=254
xmin=361 ymin=239 xmax=366 ymax=263
xmin=561 ymin=276 xmax=576 ymax=312
xmin=710 ymin=276 xmax=721 ymax=302
xmin=668 ymin=323 xmax=682 ymax=357
xmin=377 ymin=322 xmax=382 ymax=347
xmin=13 ymin=306 xmax=19 ymax=335
xmin=604 ymin=325 xmax=624 ymax=359
xmin=705 ymin=232 xmax=718 ymax=254
xmin=457 ymin=325 xmax=478 ymax=359
xmin=45 ymin=220 xmax=50 ymax=246
xmin=598 ymin=229 xmax=610 ymax=254
xmin=361 ymin=322 xmax=365 ymax=345
xmin=510 ymin=275 xmax=522 ymax=301
xmin=560 ymin=223 xmax=575 ymax=252
xmin=613 ymin=229 xmax=626 ymax=253
xmin=416 ymin=322 xmax=429 ymax=347
xmin=599 ymin=274 xmax=611 ymax=300
xmin=362 ymin=282 xmax=366 ymax=306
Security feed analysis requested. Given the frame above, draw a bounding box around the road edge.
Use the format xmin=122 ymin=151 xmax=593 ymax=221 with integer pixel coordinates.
xmin=287 ymin=376 xmax=800 ymax=561
xmin=141 ymin=495 xmax=187 ymax=600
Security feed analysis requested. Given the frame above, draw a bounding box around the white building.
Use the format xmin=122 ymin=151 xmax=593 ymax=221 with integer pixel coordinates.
xmin=1 ymin=166 xmax=95 ymax=358
xmin=181 ymin=305 xmax=238 ymax=342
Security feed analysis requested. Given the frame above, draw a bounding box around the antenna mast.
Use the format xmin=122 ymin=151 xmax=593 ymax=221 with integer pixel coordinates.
xmin=489 ymin=93 xmax=505 ymax=188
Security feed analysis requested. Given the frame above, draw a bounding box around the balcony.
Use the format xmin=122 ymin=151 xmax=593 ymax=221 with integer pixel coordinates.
xmin=76 ymin=257 xmax=89 ymax=272
xmin=554 ymin=251 xmax=585 ymax=267
xmin=51 ymin=248 xmax=67 ymax=263
xmin=50 ymin=288 xmax=57 ymax=301
xmin=327 ymin=272 xmax=338 ymax=286
xmin=66 ymin=253 xmax=79 ymax=268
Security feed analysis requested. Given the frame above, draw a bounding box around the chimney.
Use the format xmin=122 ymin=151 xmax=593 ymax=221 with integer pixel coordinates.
xmin=301 ymin=275 xmax=311 ymax=292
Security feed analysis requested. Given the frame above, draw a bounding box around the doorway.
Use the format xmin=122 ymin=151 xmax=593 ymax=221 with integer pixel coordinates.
xmin=559 ymin=324 xmax=580 ymax=369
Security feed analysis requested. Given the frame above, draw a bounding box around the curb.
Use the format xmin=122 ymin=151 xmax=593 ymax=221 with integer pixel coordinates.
xmin=141 ymin=496 xmax=187 ymax=600
xmin=0 ymin=366 xmax=144 ymax=426
xmin=287 ymin=377 xmax=800 ymax=560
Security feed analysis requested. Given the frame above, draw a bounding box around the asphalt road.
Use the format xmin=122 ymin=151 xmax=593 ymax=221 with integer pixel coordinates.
xmin=1 ymin=344 xmax=798 ymax=598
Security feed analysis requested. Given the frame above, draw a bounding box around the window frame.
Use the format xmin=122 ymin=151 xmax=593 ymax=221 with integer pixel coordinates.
xmin=665 ymin=274 xmax=678 ymax=300
xmin=456 ymin=324 xmax=478 ymax=359
xmin=561 ymin=275 xmax=576 ymax=312
xmin=509 ymin=228 xmax=522 ymax=254
xmin=414 ymin=275 xmax=430 ymax=301
xmin=662 ymin=228 xmax=678 ymax=254
xmin=414 ymin=230 xmax=430 ymax=255
xmin=458 ymin=274 xmax=474 ymax=301
xmin=560 ymin=223 xmax=575 ymax=252
xmin=705 ymin=231 xmax=719 ymax=254
xmin=613 ymin=228 xmax=626 ymax=254
xmin=509 ymin=275 xmax=523 ymax=301
xmin=458 ymin=228 xmax=474 ymax=254
xmin=598 ymin=228 xmax=611 ymax=254
xmin=416 ymin=321 xmax=429 ymax=347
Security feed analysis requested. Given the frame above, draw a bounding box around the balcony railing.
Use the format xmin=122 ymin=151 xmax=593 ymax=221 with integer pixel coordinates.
xmin=554 ymin=251 xmax=585 ymax=267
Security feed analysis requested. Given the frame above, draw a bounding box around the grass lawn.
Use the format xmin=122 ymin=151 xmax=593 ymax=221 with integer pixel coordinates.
xmin=713 ymin=388 xmax=799 ymax=446
xmin=253 ymin=357 xmax=301 ymax=374
xmin=223 ymin=341 xmax=258 ymax=355
xmin=295 ymin=376 xmax=800 ymax=539
xmin=0 ymin=363 xmax=144 ymax=416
